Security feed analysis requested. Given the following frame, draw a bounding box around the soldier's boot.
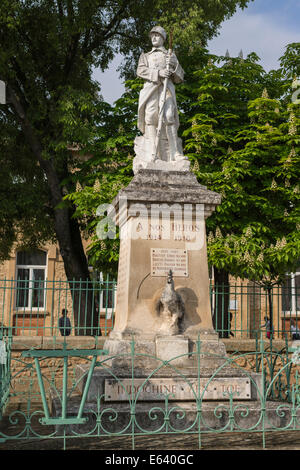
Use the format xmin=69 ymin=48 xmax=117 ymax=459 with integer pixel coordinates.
xmin=145 ymin=125 xmax=158 ymax=162
xmin=165 ymin=124 xmax=186 ymax=161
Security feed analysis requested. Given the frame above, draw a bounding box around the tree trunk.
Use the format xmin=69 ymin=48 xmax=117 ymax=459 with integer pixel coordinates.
xmin=54 ymin=207 xmax=101 ymax=336
xmin=8 ymin=85 xmax=100 ymax=335
xmin=49 ymin=177 xmax=101 ymax=336
xmin=35 ymin=157 xmax=101 ymax=336
xmin=213 ymin=268 xmax=230 ymax=338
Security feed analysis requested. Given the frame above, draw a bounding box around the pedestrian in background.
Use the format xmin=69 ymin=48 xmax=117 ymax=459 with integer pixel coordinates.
xmin=261 ymin=316 xmax=273 ymax=339
xmin=290 ymin=319 xmax=300 ymax=340
xmin=59 ymin=309 xmax=71 ymax=336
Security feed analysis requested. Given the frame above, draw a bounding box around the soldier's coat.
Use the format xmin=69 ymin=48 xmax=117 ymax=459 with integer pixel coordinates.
xmin=136 ymin=46 xmax=184 ymax=133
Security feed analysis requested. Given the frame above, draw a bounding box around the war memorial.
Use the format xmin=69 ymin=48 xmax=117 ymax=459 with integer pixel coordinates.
xmin=0 ymin=24 xmax=298 ymax=451
xmin=52 ymin=26 xmax=289 ymax=434
xmin=0 ymin=0 xmax=299 ymax=450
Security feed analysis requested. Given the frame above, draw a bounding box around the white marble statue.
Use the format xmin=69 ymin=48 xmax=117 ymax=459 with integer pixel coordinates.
xmin=133 ymin=26 xmax=190 ymax=173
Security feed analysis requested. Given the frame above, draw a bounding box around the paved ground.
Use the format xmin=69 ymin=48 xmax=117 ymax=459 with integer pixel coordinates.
xmin=1 ymin=429 xmax=300 ymax=451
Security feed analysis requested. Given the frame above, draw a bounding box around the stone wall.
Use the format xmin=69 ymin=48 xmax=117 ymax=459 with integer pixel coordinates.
xmin=223 ymin=338 xmax=300 ymax=392
xmin=7 ymin=337 xmax=104 ymax=402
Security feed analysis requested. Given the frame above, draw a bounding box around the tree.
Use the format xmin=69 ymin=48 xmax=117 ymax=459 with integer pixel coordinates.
xmin=65 ymin=82 xmax=140 ymax=276
xmin=184 ymin=47 xmax=300 ymax=336
xmin=0 ymin=1 xmax=253 ymax=332
xmin=0 ymin=110 xmax=55 ymax=261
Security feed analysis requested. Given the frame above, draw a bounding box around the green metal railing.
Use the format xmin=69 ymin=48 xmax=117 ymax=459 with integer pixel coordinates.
xmin=0 ymin=334 xmax=299 ymax=450
xmin=0 ymin=333 xmax=11 ymax=420
xmin=21 ymin=345 xmax=108 ymax=426
xmin=0 ymin=277 xmax=116 ymax=337
xmin=211 ymin=282 xmax=299 ymax=340
xmin=0 ymin=278 xmax=299 ymax=338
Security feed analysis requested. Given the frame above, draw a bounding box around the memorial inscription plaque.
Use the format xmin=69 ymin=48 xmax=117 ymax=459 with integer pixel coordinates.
xmin=151 ymin=248 xmax=188 ymax=277
xmin=104 ymin=377 xmax=251 ymax=401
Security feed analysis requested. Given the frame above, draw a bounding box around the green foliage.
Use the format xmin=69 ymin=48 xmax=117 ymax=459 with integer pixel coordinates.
xmin=64 ymin=81 xmax=140 ymax=274
xmin=64 ymin=45 xmax=300 ymax=283
xmin=184 ymin=48 xmax=300 ymax=286
xmin=145 ymin=0 xmax=253 ymax=74
xmin=0 ymin=110 xmax=55 ymax=260
xmin=0 ymin=0 xmax=252 ymax=280
xmin=279 ymin=43 xmax=300 ymax=79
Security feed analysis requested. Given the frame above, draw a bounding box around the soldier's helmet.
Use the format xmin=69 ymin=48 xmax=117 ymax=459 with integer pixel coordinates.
xmin=149 ymin=26 xmax=167 ymax=42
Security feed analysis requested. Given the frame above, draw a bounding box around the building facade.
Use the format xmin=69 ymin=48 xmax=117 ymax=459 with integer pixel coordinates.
xmin=0 ymin=243 xmax=299 ymax=339
xmin=0 ymin=243 xmax=115 ymax=336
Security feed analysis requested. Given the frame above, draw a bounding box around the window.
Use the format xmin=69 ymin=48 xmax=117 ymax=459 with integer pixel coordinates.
xmin=89 ymin=269 xmax=116 ymax=319
xmin=16 ymin=250 xmax=47 ymax=309
xmin=282 ymin=267 xmax=300 ymax=314
xmin=97 ymin=273 xmax=116 ymax=319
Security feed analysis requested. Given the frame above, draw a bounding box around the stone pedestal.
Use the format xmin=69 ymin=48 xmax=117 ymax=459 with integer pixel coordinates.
xmin=107 ymin=169 xmax=222 ymax=350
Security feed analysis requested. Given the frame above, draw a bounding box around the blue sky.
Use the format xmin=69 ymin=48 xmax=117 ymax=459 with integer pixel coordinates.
xmin=94 ymin=0 xmax=300 ymax=104
xmin=208 ymin=0 xmax=299 ymax=69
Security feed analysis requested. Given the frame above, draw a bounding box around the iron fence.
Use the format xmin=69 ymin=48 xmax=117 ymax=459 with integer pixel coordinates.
xmin=212 ymin=282 xmax=299 ymax=339
xmin=0 ymin=278 xmax=299 ymax=339
xmin=0 ymin=277 xmax=116 ymax=337
xmin=0 ymin=334 xmax=300 ymax=450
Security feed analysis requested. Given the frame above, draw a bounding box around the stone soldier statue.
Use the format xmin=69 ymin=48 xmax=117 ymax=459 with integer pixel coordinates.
xmin=133 ymin=26 xmax=189 ymax=172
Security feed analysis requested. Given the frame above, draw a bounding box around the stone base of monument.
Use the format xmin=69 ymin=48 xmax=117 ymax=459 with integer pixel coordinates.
xmin=103 ymin=331 xmax=230 ymax=369
xmin=50 ymin=393 xmax=293 ymax=437
xmin=49 ymin=334 xmax=295 ymax=436
xmin=74 ymin=334 xmax=261 ymax=400
xmin=132 ymin=155 xmax=191 ymax=174
xmin=49 ymin=333 xmax=268 ymax=436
